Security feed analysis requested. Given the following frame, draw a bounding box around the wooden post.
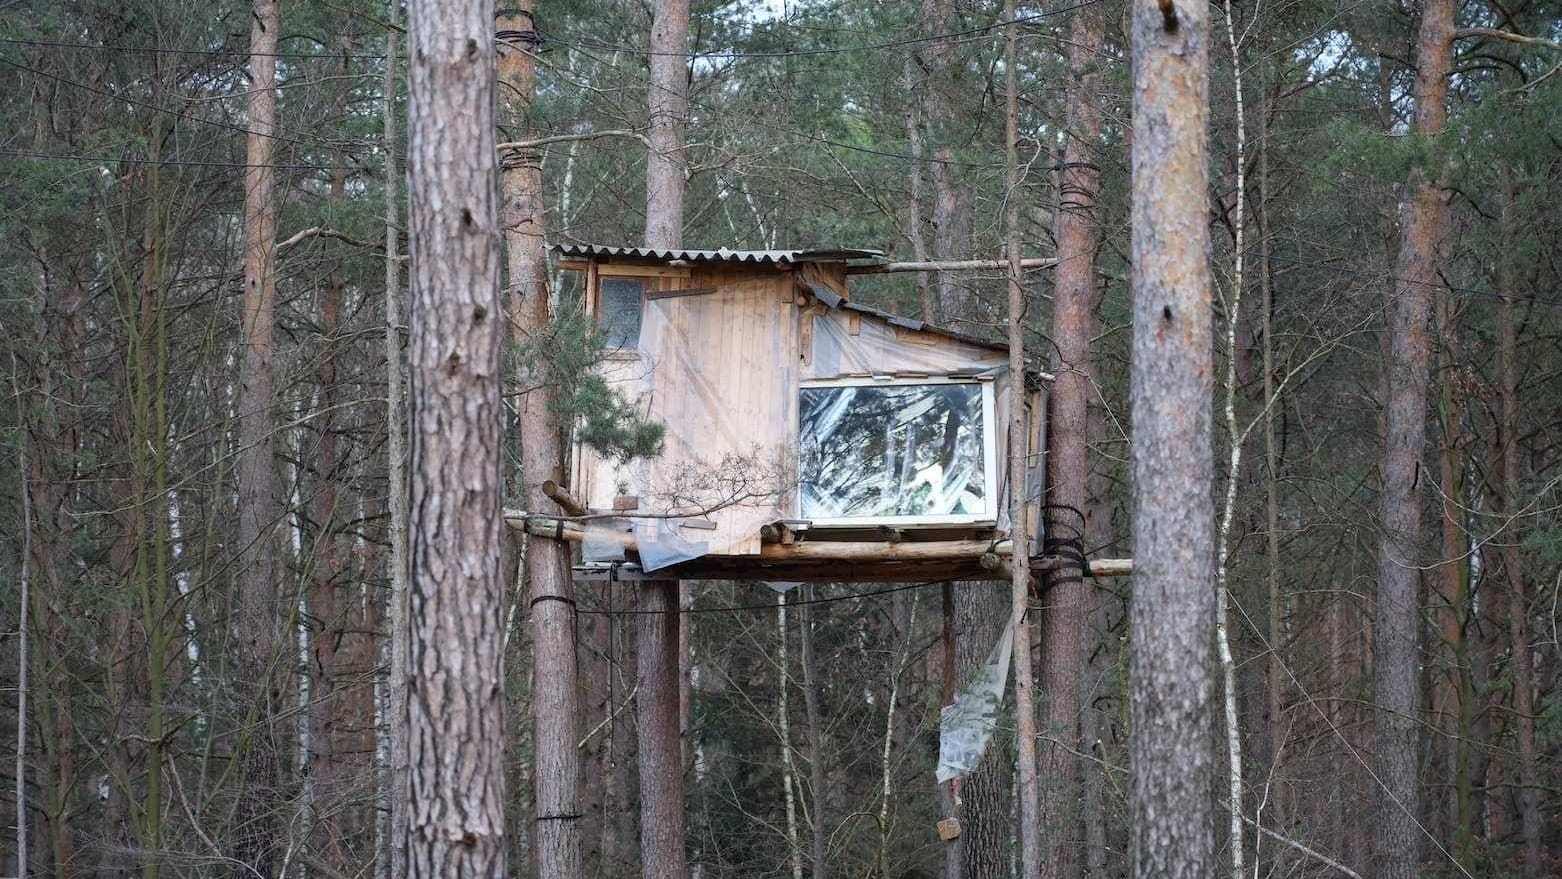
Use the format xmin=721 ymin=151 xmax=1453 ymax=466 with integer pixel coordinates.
xmin=636 ymin=580 xmax=687 ymax=879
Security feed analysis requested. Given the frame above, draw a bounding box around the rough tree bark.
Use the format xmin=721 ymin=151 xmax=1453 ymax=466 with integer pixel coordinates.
xmin=1372 ymin=0 xmax=1451 ymax=875
xmin=642 ymin=2 xmax=692 ymax=874
xmin=1039 ymin=0 xmax=1105 ymax=872
xmin=498 ymin=4 xmax=583 ymax=879
xmin=636 ymin=581 xmax=688 ymax=879
xmin=404 ymin=0 xmax=509 ymax=874
xmin=645 ymin=0 xmax=689 ymax=247
xmin=919 ymin=0 xmax=971 ymax=325
xmin=1127 ymin=1 xmax=1216 ymax=878
xmin=233 ymin=1 xmax=281 ymax=872
xmin=952 ymin=582 xmax=1014 ymax=879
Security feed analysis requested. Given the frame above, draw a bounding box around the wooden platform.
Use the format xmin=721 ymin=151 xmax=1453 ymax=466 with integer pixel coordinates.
xmin=505 ymin=511 xmax=1131 ymax=582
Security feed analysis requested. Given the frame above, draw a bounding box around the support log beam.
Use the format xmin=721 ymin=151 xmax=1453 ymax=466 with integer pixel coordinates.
xmin=502 ymin=512 xmax=1132 ymax=576
xmin=851 ymin=257 xmax=1057 ymax=274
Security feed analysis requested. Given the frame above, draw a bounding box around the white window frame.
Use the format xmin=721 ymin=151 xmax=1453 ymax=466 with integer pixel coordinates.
xmin=797 ymin=375 xmax=999 ymax=526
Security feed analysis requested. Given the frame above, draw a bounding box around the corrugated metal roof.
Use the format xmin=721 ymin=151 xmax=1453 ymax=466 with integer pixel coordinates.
xmin=548 ymin=242 xmax=884 ymax=265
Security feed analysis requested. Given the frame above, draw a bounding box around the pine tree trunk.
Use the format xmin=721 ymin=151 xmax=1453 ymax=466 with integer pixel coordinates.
xmin=953 ymin=582 xmax=1013 ymax=879
xmin=498 ymin=5 xmax=584 ymax=879
xmin=1127 ymin=1 xmax=1216 ymax=877
xmin=1497 ymin=167 xmax=1540 ymax=879
xmin=1040 ymin=0 xmax=1105 ymax=873
xmin=636 ymin=581 xmax=688 ymax=879
xmin=308 ymin=57 xmax=351 ymax=870
xmin=234 ymin=2 xmax=281 ymax=871
xmin=1372 ymin=1 xmax=1450 ymax=875
xmin=404 ymin=0 xmax=509 ymax=873
xmin=645 ymin=0 xmax=689 ymax=248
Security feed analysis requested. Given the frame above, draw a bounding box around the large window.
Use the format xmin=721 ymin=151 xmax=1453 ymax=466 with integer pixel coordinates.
xmin=598 ymin=277 xmax=644 ymax=350
xmin=798 ymin=379 xmax=996 ymax=523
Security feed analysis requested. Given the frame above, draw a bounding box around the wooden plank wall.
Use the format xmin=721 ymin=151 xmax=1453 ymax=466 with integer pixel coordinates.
xmin=574 ymin=263 xmax=798 ymax=557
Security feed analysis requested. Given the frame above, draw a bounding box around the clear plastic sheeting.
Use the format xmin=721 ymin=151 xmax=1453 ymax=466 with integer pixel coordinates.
xmin=806 ymin=308 xmax=1006 ymax=381
xmin=764 ymin=581 xmax=803 ymax=594
xmin=632 ymin=517 xmax=711 ymax=572
xmin=799 ymin=383 xmax=989 ymax=519
xmin=936 ymin=621 xmax=1014 ymax=783
xmin=582 ymin=517 xmax=633 ymax=563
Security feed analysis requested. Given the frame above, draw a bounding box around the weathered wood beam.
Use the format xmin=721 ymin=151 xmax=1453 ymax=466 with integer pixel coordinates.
xmin=503 ymin=511 xmax=1133 ymax=576
xmin=540 ymin=480 xmax=587 ymax=517
xmin=850 ymin=257 xmax=1058 ymax=274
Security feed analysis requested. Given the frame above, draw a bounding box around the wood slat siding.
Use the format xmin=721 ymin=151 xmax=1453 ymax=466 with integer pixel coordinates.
xmin=574 ymin=265 xmax=797 ymax=556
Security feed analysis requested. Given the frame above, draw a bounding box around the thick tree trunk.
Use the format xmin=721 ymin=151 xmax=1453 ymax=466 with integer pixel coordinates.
xmin=1372 ymin=1 xmax=1450 ymax=875
xmin=635 ymin=581 xmax=688 ymax=879
xmin=404 ymin=0 xmax=508 ymax=874
xmin=1127 ymin=2 xmax=1216 ymax=878
xmin=498 ymin=5 xmax=584 ymax=879
xmin=1039 ymin=0 xmax=1105 ymax=873
xmin=645 ymin=0 xmax=689 ymax=248
xmin=234 ymin=2 xmax=281 ymax=871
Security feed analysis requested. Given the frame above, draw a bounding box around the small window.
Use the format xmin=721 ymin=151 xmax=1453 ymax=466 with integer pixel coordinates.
xmin=799 ymin=380 xmax=994 ymax=522
xmin=598 ymin=277 xmax=644 ymax=350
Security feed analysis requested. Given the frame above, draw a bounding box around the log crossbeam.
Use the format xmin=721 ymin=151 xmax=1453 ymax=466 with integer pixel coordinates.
xmin=502 ymin=510 xmax=1132 ymax=579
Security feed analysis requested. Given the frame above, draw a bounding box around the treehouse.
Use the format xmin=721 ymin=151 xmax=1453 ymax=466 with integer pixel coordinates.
xmin=531 ymin=243 xmax=1054 ymax=583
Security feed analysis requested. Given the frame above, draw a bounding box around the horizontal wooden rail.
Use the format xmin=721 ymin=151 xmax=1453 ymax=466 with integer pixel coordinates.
xmin=503 ymin=511 xmax=1132 ymax=577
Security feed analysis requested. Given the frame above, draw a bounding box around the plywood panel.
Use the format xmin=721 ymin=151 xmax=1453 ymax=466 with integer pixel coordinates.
xmin=574 ymin=266 xmax=796 ymax=557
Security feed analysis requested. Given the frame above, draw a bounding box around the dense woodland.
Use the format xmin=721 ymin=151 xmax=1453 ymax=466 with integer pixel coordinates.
xmin=1 ymin=0 xmax=1559 ymax=878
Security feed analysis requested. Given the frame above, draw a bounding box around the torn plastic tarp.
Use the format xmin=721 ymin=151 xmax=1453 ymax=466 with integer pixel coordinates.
xmin=936 ymin=620 xmax=1014 ymax=783
xmin=632 ymin=517 xmax=710 ymax=572
xmin=582 ymin=517 xmax=632 ymax=563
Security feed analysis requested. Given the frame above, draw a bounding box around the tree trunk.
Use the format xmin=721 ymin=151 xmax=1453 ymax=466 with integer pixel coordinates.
xmin=636 ymin=581 xmax=688 ymax=879
xmin=1432 ymin=282 xmax=1473 ymax=866
xmin=404 ymin=0 xmax=509 ymax=873
xmin=953 ymin=582 xmax=1014 ymax=879
xmin=1372 ymin=1 xmax=1450 ymax=875
xmin=1127 ymin=1 xmax=1216 ymax=878
xmin=645 ymin=0 xmax=689 ymax=248
xmin=234 ymin=1 xmax=281 ymax=872
xmin=1003 ymin=7 xmax=1042 ymax=879
xmin=498 ymin=4 xmax=584 ymax=878
xmin=380 ymin=5 xmax=410 ymax=876
xmin=1039 ymin=0 xmax=1105 ymax=873
xmin=798 ymin=588 xmax=828 ymax=879
xmin=1497 ymin=166 xmax=1539 ymax=879
xmin=308 ymin=51 xmax=352 ymax=870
